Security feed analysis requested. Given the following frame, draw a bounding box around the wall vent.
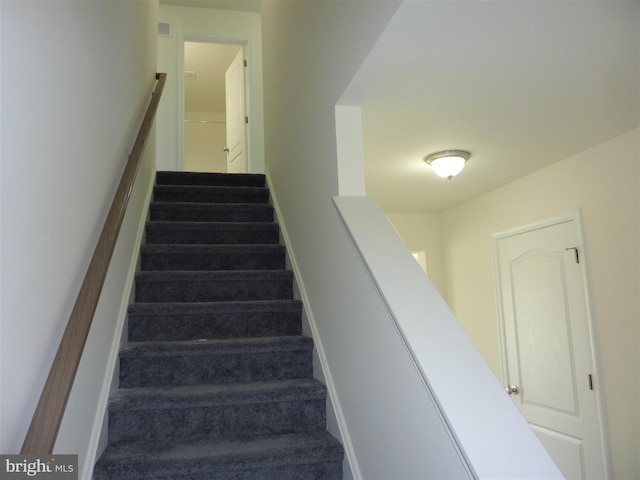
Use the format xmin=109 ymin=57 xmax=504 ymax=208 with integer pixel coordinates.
xmin=158 ymin=22 xmax=172 ymax=37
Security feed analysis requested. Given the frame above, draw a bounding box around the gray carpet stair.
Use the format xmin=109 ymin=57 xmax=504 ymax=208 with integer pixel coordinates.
xmin=94 ymin=171 xmax=343 ymax=479
xmin=140 ymin=244 xmax=286 ymax=271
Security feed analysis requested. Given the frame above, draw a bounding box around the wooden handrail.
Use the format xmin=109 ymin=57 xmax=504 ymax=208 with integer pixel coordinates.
xmin=21 ymin=73 xmax=167 ymax=454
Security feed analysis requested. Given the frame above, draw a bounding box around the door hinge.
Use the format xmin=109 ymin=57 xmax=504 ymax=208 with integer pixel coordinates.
xmin=243 ymin=60 xmax=247 ymax=67
xmin=566 ymin=246 xmax=580 ymax=264
xmin=245 ymin=116 xmax=249 ymax=124
xmin=588 ymin=374 xmax=594 ymax=390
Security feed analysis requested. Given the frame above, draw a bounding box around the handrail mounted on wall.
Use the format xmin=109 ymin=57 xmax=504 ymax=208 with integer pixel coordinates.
xmin=21 ymin=73 xmax=167 ymax=454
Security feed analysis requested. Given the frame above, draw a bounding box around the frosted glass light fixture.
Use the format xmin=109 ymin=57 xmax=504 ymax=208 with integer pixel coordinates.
xmin=424 ymin=150 xmax=470 ymax=179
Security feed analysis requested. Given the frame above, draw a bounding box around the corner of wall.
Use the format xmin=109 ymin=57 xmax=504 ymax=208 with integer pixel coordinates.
xmin=335 ymin=105 xmax=365 ymax=196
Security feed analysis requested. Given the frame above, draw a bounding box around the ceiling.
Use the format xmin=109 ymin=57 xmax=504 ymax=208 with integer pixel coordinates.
xmin=341 ymin=0 xmax=640 ymax=213
xmin=164 ymin=0 xmax=639 ymax=214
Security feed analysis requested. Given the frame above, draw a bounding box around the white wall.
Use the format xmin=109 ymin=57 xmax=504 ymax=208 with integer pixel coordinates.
xmin=385 ymin=213 xmax=445 ymax=296
xmin=260 ymin=2 xmax=557 ymax=478
xmin=157 ymin=5 xmax=264 ymax=173
xmin=335 ymin=105 xmax=366 ymax=196
xmin=439 ymin=128 xmax=639 ymax=479
xmin=261 ymin=2 xmax=411 ymax=476
xmin=0 ymin=0 xmax=158 ymax=465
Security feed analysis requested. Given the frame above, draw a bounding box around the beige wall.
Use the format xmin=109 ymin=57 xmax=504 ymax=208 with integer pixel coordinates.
xmin=385 ymin=213 xmax=445 ymax=296
xmin=437 ymin=128 xmax=639 ymax=479
xmin=184 ymin=111 xmax=227 ymax=172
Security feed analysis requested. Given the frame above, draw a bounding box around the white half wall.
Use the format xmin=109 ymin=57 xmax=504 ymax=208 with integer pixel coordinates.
xmin=334 ymin=196 xmax=562 ymax=479
xmin=0 ymin=0 xmax=158 ymax=461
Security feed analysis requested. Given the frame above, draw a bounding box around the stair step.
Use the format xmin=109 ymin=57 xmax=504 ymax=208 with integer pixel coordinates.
xmin=96 ymin=171 xmax=344 ymax=478
xmin=93 ymin=431 xmax=344 ymax=480
xmin=135 ymin=270 xmax=293 ymax=303
xmin=145 ymin=221 xmax=280 ymax=245
xmin=150 ymin=202 xmax=274 ymax=223
xmin=140 ymin=244 xmax=286 ymax=271
xmin=108 ymin=380 xmax=327 ymax=446
xmin=127 ymin=300 xmax=303 ymax=341
xmin=119 ymin=336 xmax=313 ymax=388
xmin=156 ymin=171 xmax=266 ymax=188
xmin=153 ymin=185 xmax=269 ymax=204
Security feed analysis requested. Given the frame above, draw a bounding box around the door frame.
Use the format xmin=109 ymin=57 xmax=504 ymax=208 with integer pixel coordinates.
xmin=178 ymin=33 xmax=252 ymax=172
xmin=491 ymin=209 xmax=611 ymax=478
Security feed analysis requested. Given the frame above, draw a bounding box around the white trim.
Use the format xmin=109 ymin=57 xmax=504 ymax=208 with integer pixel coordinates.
xmin=491 ymin=209 xmax=612 ymax=479
xmin=333 ymin=196 xmax=561 ymax=479
xmin=265 ymin=174 xmax=360 ymax=480
xmin=492 ymin=210 xmax=579 ymax=241
xmin=82 ymin=170 xmax=156 ymax=480
xmin=334 ymin=197 xmax=475 ymax=479
xmin=179 ymin=34 xmax=255 ymax=173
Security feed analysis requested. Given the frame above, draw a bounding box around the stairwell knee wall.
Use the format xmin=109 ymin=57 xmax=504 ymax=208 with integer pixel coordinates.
xmin=266 ymin=175 xmax=356 ymax=480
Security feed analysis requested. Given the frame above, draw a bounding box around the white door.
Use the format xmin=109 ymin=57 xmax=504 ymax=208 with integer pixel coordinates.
xmin=494 ymin=214 xmax=609 ymax=480
xmin=224 ymin=49 xmax=247 ymax=173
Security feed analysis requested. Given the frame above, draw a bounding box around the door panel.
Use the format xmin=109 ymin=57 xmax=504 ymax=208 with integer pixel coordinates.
xmin=532 ymin=425 xmax=586 ymax=480
xmin=495 ymin=216 xmax=608 ymax=479
xmin=511 ymin=251 xmax=578 ymax=415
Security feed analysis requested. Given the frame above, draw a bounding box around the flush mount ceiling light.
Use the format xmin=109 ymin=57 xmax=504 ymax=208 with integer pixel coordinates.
xmin=423 ymin=150 xmax=471 ymax=179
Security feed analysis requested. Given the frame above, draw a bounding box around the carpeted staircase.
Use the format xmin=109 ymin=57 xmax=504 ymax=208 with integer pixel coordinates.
xmin=93 ymin=171 xmax=344 ymax=479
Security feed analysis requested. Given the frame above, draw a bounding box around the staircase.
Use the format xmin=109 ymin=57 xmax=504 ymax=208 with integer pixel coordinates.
xmin=94 ymin=171 xmax=344 ymax=479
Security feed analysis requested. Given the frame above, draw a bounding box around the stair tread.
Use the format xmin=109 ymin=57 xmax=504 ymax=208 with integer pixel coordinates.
xmin=110 ymin=378 xmax=326 ymax=410
xmin=151 ymin=201 xmax=272 ymax=209
xmin=128 ymin=299 xmax=302 ymax=315
xmin=120 ymin=335 xmax=313 ymax=357
xmin=155 ymin=185 xmax=268 ymax=193
xmin=153 ymin=185 xmax=269 ymax=204
xmin=156 ymin=171 xmax=266 ymax=187
xmin=144 ymin=221 xmax=281 ymax=246
xmin=150 ymin=202 xmax=274 ymax=216
xmin=141 ymin=244 xmax=285 ymax=252
xmin=146 ymin=221 xmax=279 ymax=230
xmin=149 ymin=202 xmax=274 ymax=223
xmin=127 ymin=301 xmax=303 ymax=342
xmin=95 ymin=431 xmax=343 ymax=474
xmin=134 ymin=271 xmax=293 ymax=303
xmin=136 ymin=269 xmax=291 ymax=279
